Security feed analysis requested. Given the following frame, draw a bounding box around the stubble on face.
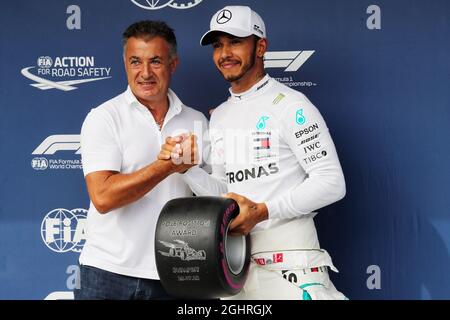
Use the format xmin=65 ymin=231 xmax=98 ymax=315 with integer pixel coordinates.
xmin=219 ymin=45 xmax=256 ymax=82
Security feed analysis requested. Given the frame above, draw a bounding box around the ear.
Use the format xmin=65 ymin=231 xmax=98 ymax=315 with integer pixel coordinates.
xmin=122 ymin=42 xmax=128 ymax=67
xmin=256 ymin=38 xmax=268 ymax=58
xmin=170 ymin=55 xmax=179 ymax=74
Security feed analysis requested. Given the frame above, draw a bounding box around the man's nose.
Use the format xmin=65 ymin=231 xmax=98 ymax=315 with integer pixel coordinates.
xmin=141 ymin=62 xmax=153 ymax=79
xmin=220 ymin=44 xmax=232 ymax=59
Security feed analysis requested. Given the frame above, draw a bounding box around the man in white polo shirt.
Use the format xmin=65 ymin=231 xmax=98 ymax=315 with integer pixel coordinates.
xmin=74 ymin=20 xmax=208 ymax=300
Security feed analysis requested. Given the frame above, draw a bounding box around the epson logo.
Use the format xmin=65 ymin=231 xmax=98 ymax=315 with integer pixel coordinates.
xmin=294 ymin=123 xmax=319 ymax=139
xmin=226 ymin=163 xmax=279 ymax=184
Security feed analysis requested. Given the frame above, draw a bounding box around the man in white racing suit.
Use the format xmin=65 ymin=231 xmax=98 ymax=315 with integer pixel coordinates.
xmin=159 ymin=6 xmax=348 ymax=300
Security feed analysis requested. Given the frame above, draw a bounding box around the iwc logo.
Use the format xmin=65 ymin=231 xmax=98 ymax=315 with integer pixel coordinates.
xmin=130 ymin=0 xmax=204 ymax=10
xmin=216 ymin=9 xmax=232 ymax=24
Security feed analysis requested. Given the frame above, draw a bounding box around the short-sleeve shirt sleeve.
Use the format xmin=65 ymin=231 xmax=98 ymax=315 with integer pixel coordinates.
xmin=80 ymin=109 xmax=122 ymax=176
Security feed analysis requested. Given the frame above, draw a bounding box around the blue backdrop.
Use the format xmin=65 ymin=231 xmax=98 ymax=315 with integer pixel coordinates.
xmin=1 ymin=0 xmax=449 ymax=299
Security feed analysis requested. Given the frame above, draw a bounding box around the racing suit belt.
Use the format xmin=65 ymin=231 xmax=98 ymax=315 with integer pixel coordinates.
xmin=250 ymin=217 xmax=338 ymax=272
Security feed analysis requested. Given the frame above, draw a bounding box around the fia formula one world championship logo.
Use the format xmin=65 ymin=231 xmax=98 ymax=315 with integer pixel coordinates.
xmin=130 ymin=0 xmax=204 ymax=10
xmin=31 ymin=135 xmax=82 ymax=171
xmin=21 ymin=56 xmax=111 ymax=91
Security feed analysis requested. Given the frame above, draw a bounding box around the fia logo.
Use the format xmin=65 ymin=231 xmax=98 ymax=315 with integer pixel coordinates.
xmin=256 ymin=116 xmax=269 ymax=130
xmin=31 ymin=157 xmax=49 ymax=170
xmin=41 ymin=208 xmax=87 ymax=253
xmin=296 ymin=109 xmax=306 ymax=125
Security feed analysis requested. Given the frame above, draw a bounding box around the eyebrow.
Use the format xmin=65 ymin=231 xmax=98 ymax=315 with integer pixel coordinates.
xmin=128 ymin=55 xmax=163 ymax=61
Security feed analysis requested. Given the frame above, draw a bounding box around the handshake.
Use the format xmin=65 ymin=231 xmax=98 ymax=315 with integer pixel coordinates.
xmin=158 ymin=133 xmax=199 ymax=174
xmin=158 ymin=133 xmax=269 ymax=235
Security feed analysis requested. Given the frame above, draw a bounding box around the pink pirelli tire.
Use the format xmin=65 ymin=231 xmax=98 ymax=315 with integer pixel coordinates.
xmin=155 ymin=196 xmax=250 ymax=299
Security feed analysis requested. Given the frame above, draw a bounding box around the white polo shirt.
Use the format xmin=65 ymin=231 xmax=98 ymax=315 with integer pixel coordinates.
xmin=79 ymin=86 xmax=209 ymax=279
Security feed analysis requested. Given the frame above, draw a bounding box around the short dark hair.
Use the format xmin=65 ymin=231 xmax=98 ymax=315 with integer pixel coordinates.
xmin=122 ymin=20 xmax=177 ymax=57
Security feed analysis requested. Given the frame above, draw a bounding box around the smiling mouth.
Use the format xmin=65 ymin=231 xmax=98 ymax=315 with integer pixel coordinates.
xmin=220 ymin=60 xmax=240 ymax=69
xmin=138 ymin=81 xmax=157 ymax=86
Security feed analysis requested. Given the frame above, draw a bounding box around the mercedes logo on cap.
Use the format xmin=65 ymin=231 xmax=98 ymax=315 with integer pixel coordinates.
xmin=216 ymin=9 xmax=232 ymax=24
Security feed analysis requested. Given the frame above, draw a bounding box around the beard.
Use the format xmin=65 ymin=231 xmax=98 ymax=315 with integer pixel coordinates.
xmin=219 ymin=43 xmax=257 ymax=83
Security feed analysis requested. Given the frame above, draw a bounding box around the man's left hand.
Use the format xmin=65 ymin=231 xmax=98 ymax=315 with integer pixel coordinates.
xmin=222 ymin=192 xmax=268 ymax=236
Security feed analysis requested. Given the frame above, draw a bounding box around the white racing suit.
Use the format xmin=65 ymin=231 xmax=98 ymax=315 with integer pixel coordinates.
xmin=183 ymin=75 xmax=347 ymax=300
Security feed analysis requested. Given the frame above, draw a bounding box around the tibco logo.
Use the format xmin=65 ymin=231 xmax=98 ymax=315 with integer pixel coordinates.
xmin=41 ymin=208 xmax=87 ymax=253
